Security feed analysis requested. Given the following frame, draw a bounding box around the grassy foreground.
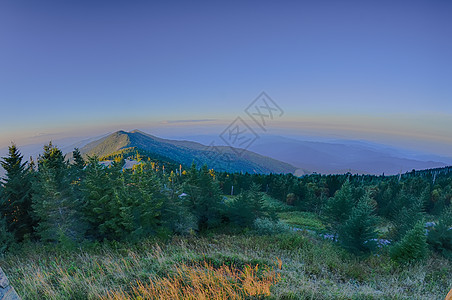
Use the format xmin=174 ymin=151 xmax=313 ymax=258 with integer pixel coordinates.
xmin=1 ymin=231 xmax=451 ymax=300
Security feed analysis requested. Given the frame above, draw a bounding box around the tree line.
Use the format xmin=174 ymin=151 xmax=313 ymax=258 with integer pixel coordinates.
xmin=1 ymin=143 xmax=451 ymax=263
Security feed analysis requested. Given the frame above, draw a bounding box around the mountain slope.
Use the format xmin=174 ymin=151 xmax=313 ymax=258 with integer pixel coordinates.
xmin=79 ymin=130 xmax=296 ymax=174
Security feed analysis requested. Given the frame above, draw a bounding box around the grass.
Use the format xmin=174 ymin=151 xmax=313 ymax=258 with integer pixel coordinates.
xmin=278 ymin=211 xmax=326 ymax=232
xmin=1 ymin=232 xmax=451 ymax=299
xmin=102 ymin=262 xmax=279 ymax=300
xmin=262 ymin=195 xmax=293 ymax=212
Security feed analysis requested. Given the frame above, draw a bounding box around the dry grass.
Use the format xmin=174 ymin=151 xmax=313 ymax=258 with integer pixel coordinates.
xmin=1 ymin=234 xmax=451 ymax=299
xmin=101 ymin=262 xmax=279 ymax=300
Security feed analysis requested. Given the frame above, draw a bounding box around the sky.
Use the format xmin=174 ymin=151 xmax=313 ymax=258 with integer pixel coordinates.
xmin=0 ymin=1 xmax=451 ymax=156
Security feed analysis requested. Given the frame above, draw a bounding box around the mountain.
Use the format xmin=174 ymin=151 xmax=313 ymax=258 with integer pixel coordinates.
xmin=78 ymin=130 xmax=296 ymax=174
xmin=247 ymin=135 xmax=450 ymax=175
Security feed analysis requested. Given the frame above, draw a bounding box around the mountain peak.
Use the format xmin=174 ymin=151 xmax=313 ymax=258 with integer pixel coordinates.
xmin=130 ymin=129 xmax=144 ymax=134
xmin=114 ymin=130 xmax=128 ymax=135
xmin=79 ymin=130 xmax=296 ymax=174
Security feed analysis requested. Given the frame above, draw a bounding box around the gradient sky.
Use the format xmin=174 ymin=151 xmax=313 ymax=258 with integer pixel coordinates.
xmin=0 ymin=1 xmax=451 ymax=155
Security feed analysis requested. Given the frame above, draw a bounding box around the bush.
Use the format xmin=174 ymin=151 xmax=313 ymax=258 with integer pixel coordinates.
xmin=427 ymin=207 xmax=452 ymax=259
xmin=276 ymin=233 xmax=309 ymax=251
xmin=390 ymin=221 xmax=427 ymax=264
xmin=0 ymin=221 xmax=14 ymax=256
xmin=253 ymin=218 xmax=291 ymax=235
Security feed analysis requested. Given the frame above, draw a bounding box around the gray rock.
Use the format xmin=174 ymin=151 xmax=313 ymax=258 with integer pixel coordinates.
xmin=0 ymin=268 xmax=21 ymax=300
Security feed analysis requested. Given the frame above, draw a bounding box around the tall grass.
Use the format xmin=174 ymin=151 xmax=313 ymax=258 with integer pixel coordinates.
xmin=1 ymin=233 xmax=451 ymax=299
xmin=102 ymin=262 xmax=279 ymax=300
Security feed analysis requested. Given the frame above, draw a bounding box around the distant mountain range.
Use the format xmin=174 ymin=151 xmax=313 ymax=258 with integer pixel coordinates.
xmin=247 ymin=136 xmax=451 ymax=175
xmin=77 ymin=130 xmax=296 ymax=174
xmin=1 ymin=130 xmax=451 ymax=177
xmin=167 ymin=134 xmax=452 ymax=175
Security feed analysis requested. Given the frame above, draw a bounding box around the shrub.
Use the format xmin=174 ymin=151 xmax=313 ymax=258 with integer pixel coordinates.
xmin=427 ymin=207 xmax=452 ymax=259
xmin=0 ymin=217 xmax=14 ymax=255
xmin=390 ymin=221 xmax=427 ymax=264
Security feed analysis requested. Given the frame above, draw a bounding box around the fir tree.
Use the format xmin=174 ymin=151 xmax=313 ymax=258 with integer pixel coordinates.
xmin=339 ymin=191 xmax=378 ymax=254
xmin=0 ymin=143 xmax=35 ymax=241
xmin=82 ymin=156 xmax=122 ymax=240
xmin=390 ymin=194 xmax=424 ymax=241
xmin=0 ymin=215 xmax=14 ymax=255
xmin=184 ymin=164 xmax=222 ymax=230
xmin=390 ymin=220 xmax=428 ymax=264
xmin=121 ymin=167 xmax=165 ymax=240
xmin=229 ymin=183 xmax=267 ymax=227
xmin=427 ymin=206 xmax=452 ymax=259
xmin=72 ymin=148 xmax=85 ymax=170
xmin=32 ymin=143 xmax=85 ymax=242
xmin=325 ymin=179 xmax=355 ymax=237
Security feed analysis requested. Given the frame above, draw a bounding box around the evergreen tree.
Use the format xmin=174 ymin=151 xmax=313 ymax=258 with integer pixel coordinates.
xmin=229 ymin=192 xmax=254 ymax=227
xmin=390 ymin=194 xmax=424 ymax=241
xmin=390 ymin=220 xmax=428 ymax=264
xmin=339 ymin=191 xmax=378 ymax=254
xmin=184 ymin=164 xmax=222 ymax=230
xmin=0 ymin=215 xmax=14 ymax=255
xmin=32 ymin=143 xmax=85 ymax=242
xmin=0 ymin=143 xmax=34 ymax=241
xmin=72 ymin=148 xmax=85 ymax=170
xmin=230 ymin=183 xmax=267 ymax=228
xmin=82 ymin=156 xmax=122 ymax=240
xmin=325 ymin=179 xmax=355 ymax=237
xmin=427 ymin=206 xmax=452 ymax=259
xmin=121 ymin=167 xmax=165 ymax=240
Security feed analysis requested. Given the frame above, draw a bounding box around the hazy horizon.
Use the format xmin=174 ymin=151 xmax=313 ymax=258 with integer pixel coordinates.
xmin=1 ymin=1 xmax=451 ymax=158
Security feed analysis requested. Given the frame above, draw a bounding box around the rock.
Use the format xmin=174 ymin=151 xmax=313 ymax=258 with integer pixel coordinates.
xmin=0 ymin=268 xmax=21 ymax=300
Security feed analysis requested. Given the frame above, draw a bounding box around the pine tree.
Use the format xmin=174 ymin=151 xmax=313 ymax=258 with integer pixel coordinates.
xmin=82 ymin=156 xmax=122 ymax=240
xmin=32 ymin=143 xmax=85 ymax=242
xmin=229 ymin=183 xmax=267 ymax=228
xmin=390 ymin=220 xmax=428 ymax=264
xmin=184 ymin=164 xmax=222 ymax=230
xmin=427 ymin=206 xmax=452 ymax=259
xmin=390 ymin=194 xmax=424 ymax=241
xmin=325 ymin=179 xmax=355 ymax=237
xmin=339 ymin=191 xmax=378 ymax=254
xmin=229 ymin=191 xmax=254 ymax=228
xmin=121 ymin=167 xmax=165 ymax=240
xmin=0 ymin=215 xmax=14 ymax=255
xmin=72 ymin=148 xmax=85 ymax=170
xmin=0 ymin=143 xmax=34 ymax=241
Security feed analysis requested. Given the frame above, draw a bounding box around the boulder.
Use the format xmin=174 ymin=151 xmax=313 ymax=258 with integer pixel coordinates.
xmin=0 ymin=268 xmax=20 ymax=300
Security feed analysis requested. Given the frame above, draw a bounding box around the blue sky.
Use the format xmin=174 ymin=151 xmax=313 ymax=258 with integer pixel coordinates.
xmin=0 ymin=1 xmax=451 ymax=155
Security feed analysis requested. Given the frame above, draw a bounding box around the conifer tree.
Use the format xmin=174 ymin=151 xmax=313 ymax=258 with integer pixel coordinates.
xmin=390 ymin=194 xmax=424 ymax=241
xmin=0 ymin=143 xmax=34 ymax=241
xmin=325 ymin=179 xmax=355 ymax=237
xmin=427 ymin=206 xmax=452 ymax=259
xmin=229 ymin=192 xmax=254 ymax=227
xmin=0 ymin=214 xmax=14 ymax=255
xmin=32 ymin=143 xmax=85 ymax=242
xmin=82 ymin=156 xmax=122 ymax=240
xmin=229 ymin=183 xmax=267 ymax=227
xmin=184 ymin=164 xmax=222 ymax=230
xmin=339 ymin=191 xmax=378 ymax=254
xmin=120 ymin=167 xmax=165 ymax=240
xmin=72 ymin=148 xmax=85 ymax=170
xmin=390 ymin=220 xmax=428 ymax=264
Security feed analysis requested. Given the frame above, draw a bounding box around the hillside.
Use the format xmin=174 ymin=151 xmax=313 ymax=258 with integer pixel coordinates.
xmin=79 ymin=130 xmax=296 ymax=174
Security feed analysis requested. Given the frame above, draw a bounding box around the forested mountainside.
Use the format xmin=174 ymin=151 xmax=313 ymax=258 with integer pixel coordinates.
xmin=78 ymin=130 xmax=296 ymax=174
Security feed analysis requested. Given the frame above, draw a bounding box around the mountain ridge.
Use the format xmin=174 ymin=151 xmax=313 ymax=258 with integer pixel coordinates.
xmin=79 ymin=130 xmax=297 ymax=174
